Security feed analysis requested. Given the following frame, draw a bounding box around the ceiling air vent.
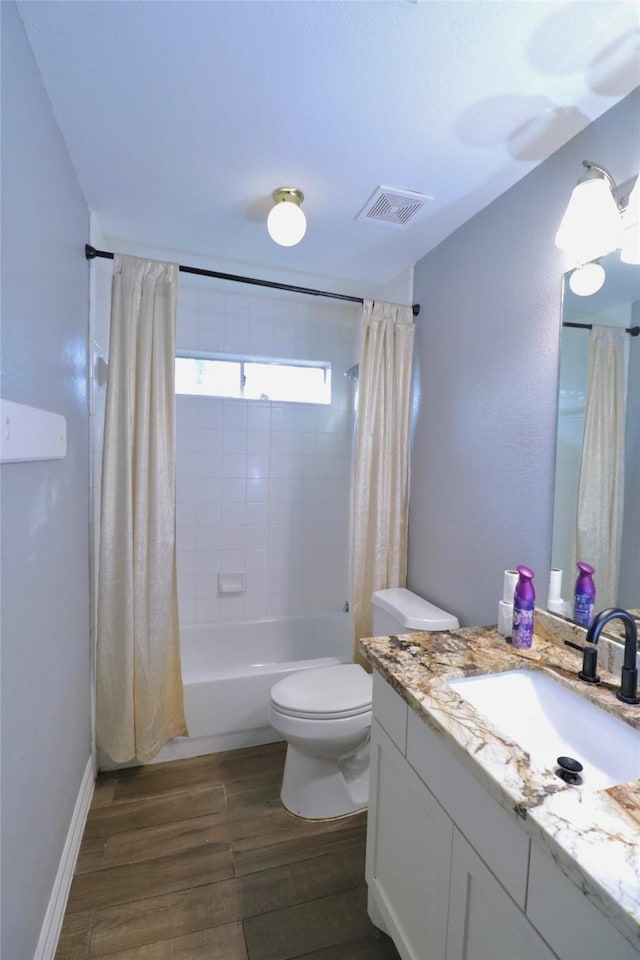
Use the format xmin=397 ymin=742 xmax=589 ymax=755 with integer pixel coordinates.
xmin=356 ymin=186 xmax=433 ymax=228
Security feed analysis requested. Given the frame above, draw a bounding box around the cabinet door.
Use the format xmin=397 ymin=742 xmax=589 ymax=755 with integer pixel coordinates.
xmin=367 ymin=719 xmax=453 ymax=960
xmin=446 ymin=829 xmax=557 ymax=960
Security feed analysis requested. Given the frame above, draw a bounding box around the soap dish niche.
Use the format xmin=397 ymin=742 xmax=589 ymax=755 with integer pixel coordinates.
xmin=218 ymin=572 xmax=246 ymax=595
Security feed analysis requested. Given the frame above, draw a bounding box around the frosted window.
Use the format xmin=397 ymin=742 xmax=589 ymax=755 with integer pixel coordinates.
xmin=175 ymin=357 xmax=240 ymax=398
xmin=175 ymin=354 xmax=331 ymax=405
xmin=244 ymin=362 xmax=330 ymax=404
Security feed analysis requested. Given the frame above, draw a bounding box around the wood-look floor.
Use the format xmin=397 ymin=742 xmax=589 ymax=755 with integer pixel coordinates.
xmin=55 ymin=741 xmax=401 ymax=960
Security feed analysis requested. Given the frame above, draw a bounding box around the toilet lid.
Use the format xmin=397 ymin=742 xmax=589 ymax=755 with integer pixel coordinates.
xmin=270 ymin=664 xmax=373 ymax=720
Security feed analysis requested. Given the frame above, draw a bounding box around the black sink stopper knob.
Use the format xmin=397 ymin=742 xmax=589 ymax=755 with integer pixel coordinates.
xmin=556 ymin=756 xmax=584 ymax=784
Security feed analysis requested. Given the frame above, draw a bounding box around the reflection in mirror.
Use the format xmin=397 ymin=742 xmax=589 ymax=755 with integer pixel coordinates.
xmin=551 ymin=249 xmax=639 ymax=628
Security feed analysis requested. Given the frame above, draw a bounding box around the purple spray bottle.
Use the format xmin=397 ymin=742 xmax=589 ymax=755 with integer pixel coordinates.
xmin=512 ymin=565 xmax=535 ymax=649
xmin=573 ymin=562 xmax=596 ymax=627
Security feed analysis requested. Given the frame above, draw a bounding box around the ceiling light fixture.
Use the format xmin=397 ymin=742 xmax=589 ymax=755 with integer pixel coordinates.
xmin=267 ymin=187 xmax=306 ymax=247
xmin=555 ymin=161 xmax=623 ymax=265
xmin=568 ymin=260 xmax=606 ymax=297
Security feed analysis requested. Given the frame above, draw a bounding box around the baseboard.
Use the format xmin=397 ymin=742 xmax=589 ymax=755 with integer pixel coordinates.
xmin=34 ymin=756 xmax=95 ymax=960
xmin=149 ymin=727 xmax=283 ymax=764
xmin=98 ymin=727 xmax=283 ymax=770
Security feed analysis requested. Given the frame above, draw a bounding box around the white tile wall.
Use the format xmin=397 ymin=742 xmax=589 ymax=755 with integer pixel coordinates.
xmin=175 ymin=284 xmax=359 ymax=625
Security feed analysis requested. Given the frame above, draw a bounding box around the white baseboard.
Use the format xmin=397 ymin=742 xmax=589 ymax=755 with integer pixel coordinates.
xmin=98 ymin=727 xmax=283 ymax=771
xmin=34 ymin=756 xmax=95 ymax=960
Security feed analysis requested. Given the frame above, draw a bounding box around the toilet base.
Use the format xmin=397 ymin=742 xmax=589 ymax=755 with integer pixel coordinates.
xmin=280 ymin=743 xmax=370 ymax=820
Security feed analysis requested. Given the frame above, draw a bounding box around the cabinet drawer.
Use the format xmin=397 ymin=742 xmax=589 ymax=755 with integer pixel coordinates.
xmin=373 ymin=670 xmax=408 ymax=753
xmin=406 ymin=707 xmax=529 ymax=908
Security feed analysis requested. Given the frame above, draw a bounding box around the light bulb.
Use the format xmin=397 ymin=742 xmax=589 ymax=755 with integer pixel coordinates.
xmin=267 ymin=200 xmax=306 ymax=247
xmin=568 ymin=261 xmax=606 ymax=297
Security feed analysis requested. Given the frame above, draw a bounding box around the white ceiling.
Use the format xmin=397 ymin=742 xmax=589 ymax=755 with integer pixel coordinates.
xmin=16 ymin=1 xmax=640 ymax=297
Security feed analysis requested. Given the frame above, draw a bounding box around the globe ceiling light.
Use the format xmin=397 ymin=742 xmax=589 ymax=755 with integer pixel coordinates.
xmin=568 ymin=261 xmax=606 ymax=297
xmin=555 ymin=161 xmax=623 ymax=266
xmin=267 ymin=187 xmax=306 ymax=247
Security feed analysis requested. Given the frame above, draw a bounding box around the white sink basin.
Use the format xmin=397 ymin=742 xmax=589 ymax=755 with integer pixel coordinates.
xmin=448 ymin=669 xmax=640 ymax=790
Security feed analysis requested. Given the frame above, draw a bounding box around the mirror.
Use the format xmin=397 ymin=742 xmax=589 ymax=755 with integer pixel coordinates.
xmin=550 ymin=249 xmax=640 ymax=625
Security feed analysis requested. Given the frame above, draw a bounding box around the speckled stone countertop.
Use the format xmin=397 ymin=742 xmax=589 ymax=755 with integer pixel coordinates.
xmin=359 ymin=609 xmax=640 ymax=951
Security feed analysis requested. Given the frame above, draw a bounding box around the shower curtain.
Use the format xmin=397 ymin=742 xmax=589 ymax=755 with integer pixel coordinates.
xmin=575 ymin=325 xmax=627 ymax=610
xmin=96 ymin=254 xmax=187 ymax=763
xmin=350 ymin=300 xmax=415 ymax=662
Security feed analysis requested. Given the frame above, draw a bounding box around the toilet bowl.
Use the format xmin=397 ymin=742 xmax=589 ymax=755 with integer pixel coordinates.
xmin=268 ymin=664 xmax=372 ymax=820
xmin=269 ymin=589 xmax=459 ymax=821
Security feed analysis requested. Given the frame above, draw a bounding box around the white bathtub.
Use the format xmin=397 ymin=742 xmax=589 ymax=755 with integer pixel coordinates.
xmin=152 ymin=612 xmax=352 ymax=763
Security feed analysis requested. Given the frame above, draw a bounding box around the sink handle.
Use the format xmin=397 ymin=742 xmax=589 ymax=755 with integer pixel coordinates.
xmin=564 ymin=640 xmax=601 ymax=685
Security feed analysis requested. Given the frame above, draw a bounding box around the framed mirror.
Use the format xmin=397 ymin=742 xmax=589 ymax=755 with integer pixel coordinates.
xmin=550 ymin=249 xmax=639 ymax=627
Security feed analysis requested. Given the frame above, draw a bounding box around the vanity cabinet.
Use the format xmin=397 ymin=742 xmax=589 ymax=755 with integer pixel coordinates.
xmin=366 ymin=718 xmax=452 ymax=960
xmin=527 ymin=842 xmax=639 ymax=960
xmin=446 ymin=830 xmax=555 ymax=960
xmin=367 ymin=670 xmax=639 ymax=960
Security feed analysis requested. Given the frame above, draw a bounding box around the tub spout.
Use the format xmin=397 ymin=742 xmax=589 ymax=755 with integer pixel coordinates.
xmin=585 ymin=607 xmax=639 ymax=705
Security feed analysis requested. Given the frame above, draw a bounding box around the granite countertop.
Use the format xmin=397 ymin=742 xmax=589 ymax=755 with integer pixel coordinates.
xmin=359 ymin=609 xmax=640 ymax=951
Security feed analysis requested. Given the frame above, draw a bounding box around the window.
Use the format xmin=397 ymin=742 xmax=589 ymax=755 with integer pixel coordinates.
xmin=175 ymin=357 xmax=240 ymax=398
xmin=175 ymin=353 xmax=331 ymax=404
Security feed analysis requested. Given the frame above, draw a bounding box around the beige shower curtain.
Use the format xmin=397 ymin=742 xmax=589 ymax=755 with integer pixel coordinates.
xmin=350 ymin=300 xmax=415 ymax=662
xmin=575 ymin=324 xmax=627 ymax=610
xmin=96 ymin=254 xmax=187 ymax=763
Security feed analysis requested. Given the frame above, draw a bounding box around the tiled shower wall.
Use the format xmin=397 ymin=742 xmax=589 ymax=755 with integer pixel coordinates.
xmin=175 ymin=284 xmax=359 ymax=626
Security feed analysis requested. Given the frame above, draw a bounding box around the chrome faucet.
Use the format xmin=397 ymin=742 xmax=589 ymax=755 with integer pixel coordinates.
xmin=585 ymin=608 xmax=639 ymax=705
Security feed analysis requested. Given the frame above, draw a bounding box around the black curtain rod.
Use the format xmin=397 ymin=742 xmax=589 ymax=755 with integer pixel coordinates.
xmin=563 ymin=321 xmax=639 ymax=337
xmin=85 ymin=245 xmax=420 ymax=317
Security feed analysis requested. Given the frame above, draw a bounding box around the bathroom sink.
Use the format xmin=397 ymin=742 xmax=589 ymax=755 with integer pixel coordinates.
xmin=448 ymin=669 xmax=640 ymax=790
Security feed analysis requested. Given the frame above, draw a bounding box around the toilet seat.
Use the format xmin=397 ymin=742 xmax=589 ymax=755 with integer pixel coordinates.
xmin=271 ymin=701 xmax=372 ymax=721
xmin=270 ymin=663 xmax=372 ymax=721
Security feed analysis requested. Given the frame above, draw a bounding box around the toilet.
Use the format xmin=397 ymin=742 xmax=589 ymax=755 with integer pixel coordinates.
xmin=268 ymin=588 xmax=459 ymax=820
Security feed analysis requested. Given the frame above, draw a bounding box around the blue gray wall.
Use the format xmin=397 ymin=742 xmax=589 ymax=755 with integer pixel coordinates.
xmin=1 ymin=4 xmax=91 ymax=957
xmin=409 ymin=88 xmax=640 ymax=628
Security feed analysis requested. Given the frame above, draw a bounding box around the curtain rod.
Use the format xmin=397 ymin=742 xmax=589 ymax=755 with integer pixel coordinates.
xmin=563 ymin=321 xmax=639 ymax=337
xmin=85 ymin=245 xmax=420 ymax=317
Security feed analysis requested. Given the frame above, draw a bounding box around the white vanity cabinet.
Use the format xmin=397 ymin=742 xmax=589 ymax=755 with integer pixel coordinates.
xmin=367 ymin=718 xmax=453 ymax=960
xmin=526 ymin=842 xmax=639 ymax=960
xmin=366 ymin=669 xmax=639 ymax=960
xmin=446 ymin=830 xmax=555 ymax=960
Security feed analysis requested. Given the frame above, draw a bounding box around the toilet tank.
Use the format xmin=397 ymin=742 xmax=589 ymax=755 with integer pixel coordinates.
xmin=371 ymin=587 xmax=459 ymax=635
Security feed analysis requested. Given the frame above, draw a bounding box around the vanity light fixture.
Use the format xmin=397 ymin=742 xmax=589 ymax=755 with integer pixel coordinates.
xmin=555 ymin=161 xmax=623 ymax=266
xmin=267 ymin=187 xmax=306 ymax=247
xmin=568 ymin=260 xmax=606 ymax=297
xmin=620 ymin=175 xmax=640 ymax=265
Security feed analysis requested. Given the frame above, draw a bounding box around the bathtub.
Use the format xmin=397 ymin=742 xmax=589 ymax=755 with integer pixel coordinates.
xmin=152 ymin=612 xmax=352 ymax=763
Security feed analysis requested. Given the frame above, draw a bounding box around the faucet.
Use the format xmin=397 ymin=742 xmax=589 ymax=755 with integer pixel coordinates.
xmin=564 ymin=636 xmax=600 ymax=685
xmin=585 ymin=608 xmax=639 ymax=705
